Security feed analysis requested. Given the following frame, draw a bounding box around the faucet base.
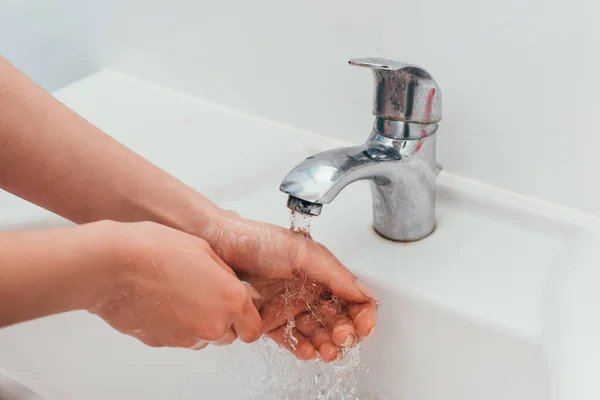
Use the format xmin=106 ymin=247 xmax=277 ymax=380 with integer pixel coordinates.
xmin=371 ymin=180 xmax=436 ymax=241
xmin=372 ymin=222 xmax=436 ymax=243
xmin=369 ymin=134 xmax=437 ymax=242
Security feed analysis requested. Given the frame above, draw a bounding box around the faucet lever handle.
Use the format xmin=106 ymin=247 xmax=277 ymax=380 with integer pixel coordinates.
xmin=348 ymin=58 xmax=413 ymax=71
xmin=349 ymin=57 xmax=442 ymax=124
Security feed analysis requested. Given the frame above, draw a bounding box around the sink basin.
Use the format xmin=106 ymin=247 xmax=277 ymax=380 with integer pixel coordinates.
xmin=211 ymin=175 xmax=578 ymax=400
xmin=0 ymin=71 xmax=599 ymax=400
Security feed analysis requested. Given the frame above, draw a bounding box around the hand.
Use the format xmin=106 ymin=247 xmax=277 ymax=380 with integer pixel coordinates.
xmin=248 ymin=276 xmax=377 ymax=362
xmin=202 ymin=212 xmax=378 ymax=361
xmin=90 ymin=221 xmax=262 ymax=349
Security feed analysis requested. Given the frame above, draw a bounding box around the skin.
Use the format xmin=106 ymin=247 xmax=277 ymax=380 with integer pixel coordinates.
xmin=0 ymin=57 xmax=378 ymax=361
xmin=0 ymin=220 xmax=263 ymax=348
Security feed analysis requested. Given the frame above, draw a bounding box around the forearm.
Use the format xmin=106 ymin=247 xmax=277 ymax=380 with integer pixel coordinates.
xmin=0 ymin=221 xmax=118 ymax=327
xmin=0 ymin=57 xmax=218 ymax=233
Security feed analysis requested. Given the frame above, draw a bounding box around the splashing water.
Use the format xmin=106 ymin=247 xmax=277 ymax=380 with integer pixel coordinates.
xmin=282 ymin=277 xmax=300 ymax=351
xmin=246 ymin=338 xmax=380 ymax=400
xmin=179 ymin=337 xmax=388 ymax=400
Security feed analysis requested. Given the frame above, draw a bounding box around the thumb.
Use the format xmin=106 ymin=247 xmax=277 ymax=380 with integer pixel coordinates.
xmin=242 ymin=282 xmax=262 ymax=300
xmin=204 ymin=241 xmax=262 ymax=300
xmin=296 ymin=239 xmax=376 ymax=304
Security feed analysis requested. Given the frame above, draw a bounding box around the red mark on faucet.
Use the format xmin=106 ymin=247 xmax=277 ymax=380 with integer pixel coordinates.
xmin=415 ymin=88 xmax=437 ymax=153
xmin=424 ymin=88 xmax=436 ymax=120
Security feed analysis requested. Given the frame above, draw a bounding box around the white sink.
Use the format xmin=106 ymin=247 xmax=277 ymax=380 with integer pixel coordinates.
xmin=1 ymin=72 xmax=599 ymax=400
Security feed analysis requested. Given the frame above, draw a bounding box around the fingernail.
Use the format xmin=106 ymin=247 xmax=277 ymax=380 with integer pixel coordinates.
xmin=242 ymin=282 xmax=262 ymax=299
xmin=341 ymin=335 xmax=354 ymax=348
xmin=356 ymin=281 xmax=377 ymax=300
xmin=191 ymin=339 xmax=208 ymax=350
xmin=366 ymin=327 xmax=376 ymax=338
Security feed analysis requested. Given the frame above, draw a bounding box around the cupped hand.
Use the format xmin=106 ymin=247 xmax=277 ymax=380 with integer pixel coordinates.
xmin=202 ymin=212 xmax=379 ymax=361
xmin=90 ymin=221 xmax=262 ymax=349
xmin=247 ymin=276 xmax=378 ymax=362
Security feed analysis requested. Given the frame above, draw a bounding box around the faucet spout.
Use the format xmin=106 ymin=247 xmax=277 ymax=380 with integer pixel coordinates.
xmin=280 ymin=130 xmax=438 ymax=241
xmin=280 ymin=143 xmax=395 ymax=205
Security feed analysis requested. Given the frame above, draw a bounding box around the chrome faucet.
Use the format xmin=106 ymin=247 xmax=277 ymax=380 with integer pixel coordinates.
xmin=279 ymin=58 xmax=443 ymax=242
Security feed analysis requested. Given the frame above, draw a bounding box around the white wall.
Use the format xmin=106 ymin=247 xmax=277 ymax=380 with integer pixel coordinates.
xmin=108 ymin=0 xmax=600 ymax=216
xmin=0 ymin=0 xmax=116 ymax=90
xmin=3 ymin=0 xmax=600 ymax=216
xmin=110 ymin=1 xmax=382 ymax=151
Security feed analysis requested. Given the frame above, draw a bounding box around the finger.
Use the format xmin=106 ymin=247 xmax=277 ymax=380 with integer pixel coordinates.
xmin=204 ymin=243 xmax=238 ymax=277
xmin=140 ymin=338 xmax=163 ymax=348
xmin=239 ymin=276 xmax=276 ymax=311
xmin=268 ymin=325 xmax=316 ymax=361
xmin=348 ymin=301 xmax=378 ymax=337
xmin=208 ymin=246 xmax=262 ymax=300
xmin=316 ymin=299 xmax=356 ymax=348
xmin=233 ymin=291 xmax=263 ymax=343
xmin=203 ymin=246 xmax=263 ymax=343
xmin=210 ymin=328 xmax=238 ymax=347
xmin=295 ymin=313 xmax=340 ymax=362
xmin=260 ymin=293 xmax=314 ymax=333
xmin=242 ymin=282 xmax=262 ymax=300
xmin=297 ymin=239 xmax=373 ymax=304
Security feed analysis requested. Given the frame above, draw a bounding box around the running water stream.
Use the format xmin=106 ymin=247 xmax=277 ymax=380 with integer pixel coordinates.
xmin=289 ymin=209 xmax=313 ymax=237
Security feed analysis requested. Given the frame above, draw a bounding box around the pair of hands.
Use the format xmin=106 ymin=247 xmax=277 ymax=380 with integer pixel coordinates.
xmin=90 ymin=211 xmax=378 ymax=362
xmin=0 ymin=56 xmax=378 ymax=362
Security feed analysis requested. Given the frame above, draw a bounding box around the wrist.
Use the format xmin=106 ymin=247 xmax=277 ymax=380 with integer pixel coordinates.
xmin=71 ymin=220 xmax=128 ymax=312
xmin=0 ymin=221 xmax=128 ymax=326
xmin=128 ymin=182 xmax=222 ymax=237
xmin=198 ymin=207 xmax=252 ymax=267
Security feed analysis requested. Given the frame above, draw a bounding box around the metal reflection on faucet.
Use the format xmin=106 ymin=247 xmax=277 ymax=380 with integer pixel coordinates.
xmin=280 ymin=58 xmax=443 ymax=242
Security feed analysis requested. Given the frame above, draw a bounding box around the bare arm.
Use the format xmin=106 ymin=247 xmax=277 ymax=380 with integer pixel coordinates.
xmin=0 ymin=222 xmax=117 ymax=326
xmin=0 ymin=57 xmax=377 ymax=359
xmin=0 ymin=57 xmax=216 ymax=233
xmin=0 ymin=220 xmax=262 ymax=347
